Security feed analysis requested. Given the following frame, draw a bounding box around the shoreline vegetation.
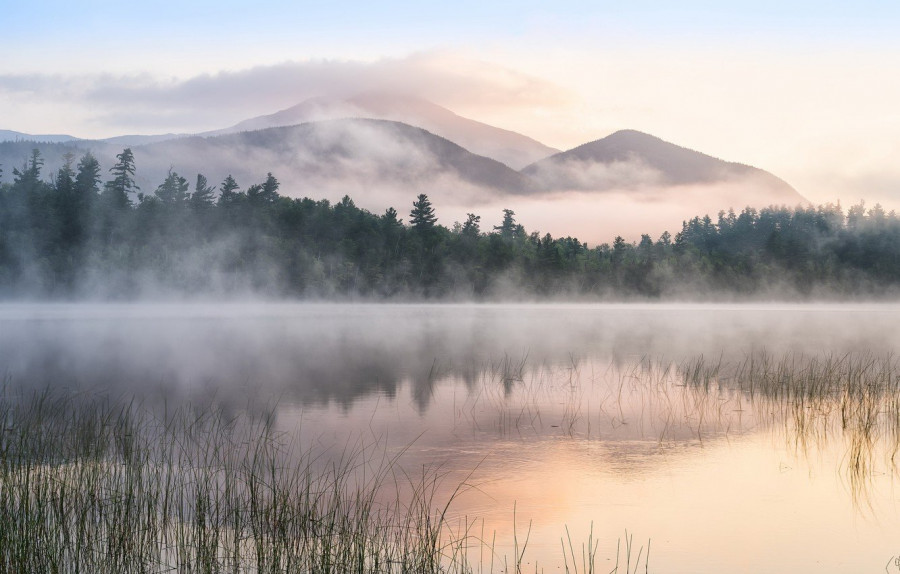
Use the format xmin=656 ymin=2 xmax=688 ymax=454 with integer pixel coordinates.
xmin=2 ymin=149 xmax=900 ymax=300
xmin=3 ymin=349 xmax=900 ymax=571
xmin=0 ymin=384 xmax=653 ymax=574
xmin=0 ymin=387 xmax=469 ymax=573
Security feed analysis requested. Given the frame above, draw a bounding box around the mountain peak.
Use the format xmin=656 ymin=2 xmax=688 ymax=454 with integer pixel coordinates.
xmin=522 ymin=129 xmax=805 ymax=204
xmin=203 ymin=94 xmax=559 ymax=169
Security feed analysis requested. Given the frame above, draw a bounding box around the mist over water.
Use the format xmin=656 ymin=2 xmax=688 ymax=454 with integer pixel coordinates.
xmin=4 ymin=302 xmax=900 ymax=404
xmin=4 ymin=302 xmax=900 ymax=573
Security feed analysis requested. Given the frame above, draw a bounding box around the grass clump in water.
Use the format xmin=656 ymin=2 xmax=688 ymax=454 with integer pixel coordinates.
xmin=0 ymin=387 xmax=476 ymax=573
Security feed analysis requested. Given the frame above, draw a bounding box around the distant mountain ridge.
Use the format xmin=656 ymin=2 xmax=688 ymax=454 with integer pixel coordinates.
xmin=0 ymin=99 xmax=804 ymax=210
xmin=0 ymin=129 xmax=191 ymax=148
xmin=0 ymin=129 xmax=80 ymax=144
xmin=129 ymin=118 xmax=536 ymax=199
xmin=1 ymin=94 xmax=558 ymax=170
xmin=203 ymin=93 xmax=559 ymax=170
xmin=522 ymin=129 xmax=805 ymax=202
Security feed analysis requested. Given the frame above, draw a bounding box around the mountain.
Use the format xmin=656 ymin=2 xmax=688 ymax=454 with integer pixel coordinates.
xmin=204 ymin=94 xmax=559 ymax=170
xmin=100 ymin=133 xmax=190 ymax=146
xmin=130 ymin=119 xmax=536 ymax=201
xmin=0 ymin=130 xmax=188 ymax=148
xmin=0 ymin=119 xmax=535 ymax=203
xmin=0 ymin=129 xmax=80 ymax=144
xmin=2 ymin=94 xmax=558 ymax=170
xmin=522 ymin=129 xmax=806 ymax=203
xmin=0 ymin=118 xmax=807 ymax=242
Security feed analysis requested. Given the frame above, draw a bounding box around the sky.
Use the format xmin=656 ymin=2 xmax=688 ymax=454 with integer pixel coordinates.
xmin=2 ymin=1 xmax=900 ymax=208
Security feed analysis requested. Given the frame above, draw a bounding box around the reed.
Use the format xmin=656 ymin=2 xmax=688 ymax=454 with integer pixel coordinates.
xmin=0 ymin=385 xmax=644 ymax=574
xmin=0 ymin=387 xmax=482 ymax=573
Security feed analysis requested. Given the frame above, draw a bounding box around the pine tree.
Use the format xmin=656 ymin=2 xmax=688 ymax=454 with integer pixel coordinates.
xmin=218 ymin=175 xmax=241 ymax=206
xmin=247 ymin=173 xmax=279 ymax=205
xmin=494 ymin=209 xmax=520 ymax=238
xmin=410 ymin=194 xmax=437 ymax=230
xmin=154 ymin=169 xmax=189 ymax=204
xmin=54 ymin=152 xmax=76 ymax=197
xmin=189 ymin=173 xmax=216 ymax=208
xmin=12 ymin=149 xmax=44 ymax=193
xmin=461 ymin=213 xmax=481 ymax=237
xmin=103 ymin=148 xmax=138 ymax=208
xmin=74 ymin=153 xmax=101 ymax=199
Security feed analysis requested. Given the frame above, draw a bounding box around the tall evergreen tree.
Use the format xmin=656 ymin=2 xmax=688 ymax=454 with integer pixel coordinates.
xmin=27 ymin=148 xmax=43 ymax=182
xmin=382 ymin=207 xmax=401 ymax=226
xmin=462 ymin=213 xmax=481 ymax=237
xmin=494 ymin=209 xmax=520 ymax=239
xmin=190 ymin=173 xmax=216 ymax=208
xmin=410 ymin=194 xmax=437 ymax=230
xmin=103 ymin=148 xmax=138 ymax=208
xmin=54 ymin=152 xmax=76 ymax=196
xmin=12 ymin=149 xmax=44 ymax=194
xmin=218 ymin=175 xmax=241 ymax=206
xmin=247 ymin=172 xmax=280 ymax=205
xmin=154 ymin=169 xmax=189 ymax=205
xmin=74 ymin=153 xmax=101 ymax=199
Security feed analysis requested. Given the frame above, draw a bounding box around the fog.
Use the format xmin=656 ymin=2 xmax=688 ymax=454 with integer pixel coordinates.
xmin=0 ymin=54 xmax=565 ymax=139
xmin=4 ymin=304 xmax=900 ymax=574
xmin=3 ymin=303 xmax=898 ymax=408
xmin=0 ymin=107 xmax=809 ymax=248
xmin=125 ymin=121 xmax=811 ymax=245
xmin=127 ymin=119 xmax=531 ymax=207
xmin=442 ymin=178 xmax=807 ymax=244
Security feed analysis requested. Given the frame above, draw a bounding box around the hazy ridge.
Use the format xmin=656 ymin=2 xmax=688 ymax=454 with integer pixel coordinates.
xmin=0 ymin=95 xmax=805 ymax=236
xmin=204 ymin=93 xmax=560 ymax=170
xmin=522 ymin=129 xmax=805 ymax=202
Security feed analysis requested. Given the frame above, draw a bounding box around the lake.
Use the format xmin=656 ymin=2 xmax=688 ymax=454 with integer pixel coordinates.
xmin=2 ymin=302 xmax=900 ymax=573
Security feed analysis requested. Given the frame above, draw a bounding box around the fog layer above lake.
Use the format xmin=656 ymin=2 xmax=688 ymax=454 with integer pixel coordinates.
xmin=2 ymin=302 xmax=897 ymax=407
xmin=5 ymin=302 xmax=900 ymax=573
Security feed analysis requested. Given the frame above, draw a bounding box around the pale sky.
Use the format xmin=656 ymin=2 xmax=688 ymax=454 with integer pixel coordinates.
xmin=2 ymin=1 xmax=900 ymax=208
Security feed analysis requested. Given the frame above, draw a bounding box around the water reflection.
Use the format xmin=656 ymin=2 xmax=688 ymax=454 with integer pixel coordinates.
xmin=5 ymin=302 xmax=900 ymax=405
xmin=3 ymin=303 xmax=900 ymax=572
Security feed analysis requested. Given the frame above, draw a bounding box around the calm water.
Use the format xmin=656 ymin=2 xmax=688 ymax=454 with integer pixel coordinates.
xmin=3 ymin=302 xmax=900 ymax=572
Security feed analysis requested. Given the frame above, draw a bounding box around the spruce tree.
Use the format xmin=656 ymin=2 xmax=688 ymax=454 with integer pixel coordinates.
xmin=190 ymin=173 xmax=216 ymax=208
xmin=218 ymin=175 xmax=241 ymax=206
xmin=103 ymin=148 xmax=138 ymax=208
xmin=74 ymin=153 xmax=101 ymax=199
xmin=154 ymin=169 xmax=189 ymax=204
xmin=462 ymin=213 xmax=481 ymax=237
xmin=410 ymin=194 xmax=437 ymax=230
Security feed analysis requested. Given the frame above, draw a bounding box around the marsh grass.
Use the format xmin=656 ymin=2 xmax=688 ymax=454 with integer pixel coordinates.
xmin=459 ymin=349 xmax=900 ymax=511
xmin=0 ymin=385 xmax=650 ymax=574
xmin=679 ymin=351 xmax=900 ymax=445
xmin=473 ymin=349 xmax=900 ymax=463
xmin=22 ymin=347 xmax=893 ymax=573
xmin=0 ymin=387 xmax=486 ymax=573
xmin=679 ymin=351 xmax=900 ymax=505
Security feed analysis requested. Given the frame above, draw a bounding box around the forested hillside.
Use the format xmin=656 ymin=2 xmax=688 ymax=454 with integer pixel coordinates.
xmin=1 ymin=148 xmax=897 ymax=300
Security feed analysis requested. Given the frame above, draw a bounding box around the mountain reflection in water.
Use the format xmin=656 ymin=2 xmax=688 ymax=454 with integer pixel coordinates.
xmin=3 ymin=303 xmax=900 ymax=573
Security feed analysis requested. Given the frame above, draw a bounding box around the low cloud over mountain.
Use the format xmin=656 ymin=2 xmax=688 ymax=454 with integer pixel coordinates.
xmin=522 ymin=129 xmax=805 ymax=204
xmin=0 ymin=99 xmax=807 ymax=241
xmin=205 ymin=93 xmax=559 ymax=170
xmin=132 ymin=119 xmax=537 ymax=204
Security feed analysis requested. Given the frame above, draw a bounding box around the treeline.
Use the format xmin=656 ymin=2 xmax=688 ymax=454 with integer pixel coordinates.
xmin=1 ymin=148 xmax=899 ymax=299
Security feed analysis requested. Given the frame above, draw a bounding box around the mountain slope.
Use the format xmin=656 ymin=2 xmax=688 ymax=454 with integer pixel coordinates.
xmin=205 ymin=94 xmax=559 ymax=169
xmin=522 ymin=129 xmax=805 ymax=203
xmin=0 ymin=129 xmax=80 ymax=144
xmin=132 ymin=118 xmax=536 ymax=200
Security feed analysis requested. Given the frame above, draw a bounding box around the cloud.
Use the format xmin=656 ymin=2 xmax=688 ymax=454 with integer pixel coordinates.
xmin=0 ymin=53 xmax=569 ymax=137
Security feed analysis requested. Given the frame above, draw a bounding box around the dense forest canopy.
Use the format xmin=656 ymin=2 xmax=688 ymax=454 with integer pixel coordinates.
xmin=1 ymin=148 xmax=898 ymax=300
